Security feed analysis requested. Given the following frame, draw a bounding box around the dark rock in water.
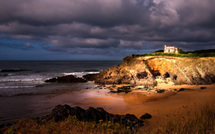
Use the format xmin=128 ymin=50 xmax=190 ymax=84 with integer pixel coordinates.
xmin=83 ymin=73 xmax=99 ymax=81
xmin=57 ymin=75 xmax=87 ymax=83
xmin=45 ymin=78 xmax=57 ymax=82
xmin=140 ymin=113 xmax=152 ymax=119
xmin=45 ymin=75 xmax=87 ymax=83
xmin=38 ymin=104 xmax=144 ymax=128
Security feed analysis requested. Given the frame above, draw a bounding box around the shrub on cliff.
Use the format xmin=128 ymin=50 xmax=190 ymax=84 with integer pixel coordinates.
xmin=136 ymin=49 xmax=215 ymax=57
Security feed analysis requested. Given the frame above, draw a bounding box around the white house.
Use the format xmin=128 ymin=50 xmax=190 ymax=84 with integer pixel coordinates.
xmin=164 ymin=45 xmax=179 ymax=54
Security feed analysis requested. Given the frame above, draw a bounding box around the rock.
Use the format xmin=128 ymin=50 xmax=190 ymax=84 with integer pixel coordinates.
xmin=156 ymin=89 xmax=165 ymax=93
xmin=177 ymin=88 xmax=190 ymax=92
xmin=81 ymin=107 xmax=110 ymax=122
xmin=110 ymin=86 xmax=132 ymax=93
xmin=40 ymin=104 xmax=73 ymax=122
xmin=45 ymin=75 xmax=87 ymax=83
xmin=200 ymin=87 xmax=207 ymax=89
xmin=83 ymin=73 xmax=99 ymax=81
xmin=140 ymin=113 xmax=152 ymax=119
xmin=45 ymin=78 xmax=57 ymax=82
xmin=38 ymin=105 xmax=144 ymax=128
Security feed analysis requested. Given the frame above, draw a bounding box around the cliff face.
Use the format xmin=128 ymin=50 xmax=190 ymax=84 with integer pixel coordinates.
xmin=95 ymin=56 xmax=215 ymax=85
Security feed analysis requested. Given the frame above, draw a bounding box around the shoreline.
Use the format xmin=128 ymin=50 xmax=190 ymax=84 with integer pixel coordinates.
xmin=1 ymin=83 xmax=215 ymax=128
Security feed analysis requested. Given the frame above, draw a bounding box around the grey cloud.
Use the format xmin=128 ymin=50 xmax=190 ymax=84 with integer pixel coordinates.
xmin=45 ymin=36 xmax=119 ymax=48
xmin=0 ymin=0 xmax=215 ymax=59
xmin=0 ymin=0 xmax=152 ymax=26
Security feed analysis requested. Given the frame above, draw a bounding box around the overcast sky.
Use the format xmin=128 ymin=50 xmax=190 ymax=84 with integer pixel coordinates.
xmin=0 ymin=0 xmax=215 ymax=60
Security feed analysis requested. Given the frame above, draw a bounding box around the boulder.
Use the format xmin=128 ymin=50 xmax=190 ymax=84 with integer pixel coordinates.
xmin=200 ymin=87 xmax=207 ymax=90
xmin=140 ymin=113 xmax=152 ymax=119
xmin=177 ymin=88 xmax=190 ymax=92
xmin=38 ymin=104 xmax=144 ymax=128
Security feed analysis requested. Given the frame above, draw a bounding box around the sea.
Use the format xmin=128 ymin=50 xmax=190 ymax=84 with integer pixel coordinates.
xmin=0 ymin=61 xmax=121 ymax=124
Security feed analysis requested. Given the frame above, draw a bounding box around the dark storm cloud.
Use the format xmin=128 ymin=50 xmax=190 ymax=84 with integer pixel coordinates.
xmin=0 ymin=0 xmax=152 ymax=26
xmin=0 ymin=0 xmax=215 ymax=59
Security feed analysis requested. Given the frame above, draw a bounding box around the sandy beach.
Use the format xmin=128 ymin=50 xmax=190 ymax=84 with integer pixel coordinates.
xmin=64 ymin=84 xmax=215 ymax=127
xmin=46 ymin=84 xmax=215 ymax=123
xmin=1 ymin=83 xmax=215 ymax=127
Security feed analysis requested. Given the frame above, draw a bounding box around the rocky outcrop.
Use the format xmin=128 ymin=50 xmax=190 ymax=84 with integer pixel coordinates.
xmin=94 ymin=56 xmax=215 ymax=85
xmin=83 ymin=73 xmax=99 ymax=81
xmin=38 ymin=105 xmax=144 ymax=128
xmin=45 ymin=75 xmax=87 ymax=83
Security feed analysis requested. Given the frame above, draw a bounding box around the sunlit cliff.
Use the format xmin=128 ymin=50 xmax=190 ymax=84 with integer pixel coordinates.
xmin=95 ymin=56 xmax=215 ymax=85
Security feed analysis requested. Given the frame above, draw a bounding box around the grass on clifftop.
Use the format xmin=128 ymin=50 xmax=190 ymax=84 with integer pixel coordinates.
xmin=135 ymin=49 xmax=215 ymax=57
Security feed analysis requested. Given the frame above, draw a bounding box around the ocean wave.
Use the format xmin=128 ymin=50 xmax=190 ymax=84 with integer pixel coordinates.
xmin=84 ymin=69 xmax=99 ymax=72
xmin=63 ymin=71 xmax=99 ymax=78
xmin=0 ymin=78 xmax=44 ymax=82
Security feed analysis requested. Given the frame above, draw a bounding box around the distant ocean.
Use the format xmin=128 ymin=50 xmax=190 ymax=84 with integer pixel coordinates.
xmin=0 ymin=61 xmax=121 ymax=97
xmin=0 ymin=60 xmax=122 ymax=124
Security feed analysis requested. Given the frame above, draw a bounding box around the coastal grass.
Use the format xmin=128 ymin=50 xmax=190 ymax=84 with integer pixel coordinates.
xmin=4 ymin=102 xmax=215 ymax=134
xmin=139 ymin=102 xmax=215 ymax=134
xmin=3 ymin=116 xmax=133 ymax=134
xmin=3 ymin=101 xmax=215 ymax=134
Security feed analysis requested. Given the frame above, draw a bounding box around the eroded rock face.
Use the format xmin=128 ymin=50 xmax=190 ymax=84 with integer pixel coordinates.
xmin=94 ymin=56 xmax=215 ymax=85
xmin=38 ymin=105 xmax=144 ymax=128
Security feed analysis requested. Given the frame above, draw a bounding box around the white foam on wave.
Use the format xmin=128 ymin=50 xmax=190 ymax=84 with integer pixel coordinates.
xmin=0 ymin=71 xmax=100 ymax=96
xmin=0 ymin=74 xmax=49 ymax=82
xmin=0 ymin=78 xmax=44 ymax=82
xmin=63 ymin=71 xmax=100 ymax=78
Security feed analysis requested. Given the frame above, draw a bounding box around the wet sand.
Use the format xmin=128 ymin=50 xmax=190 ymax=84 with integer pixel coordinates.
xmin=78 ymin=84 xmax=215 ymax=129
xmin=47 ymin=84 xmax=215 ymax=120
xmin=0 ymin=84 xmax=215 ymax=126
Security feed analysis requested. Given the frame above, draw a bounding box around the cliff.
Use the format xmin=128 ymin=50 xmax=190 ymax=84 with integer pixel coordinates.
xmin=94 ymin=56 xmax=215 ymax=86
